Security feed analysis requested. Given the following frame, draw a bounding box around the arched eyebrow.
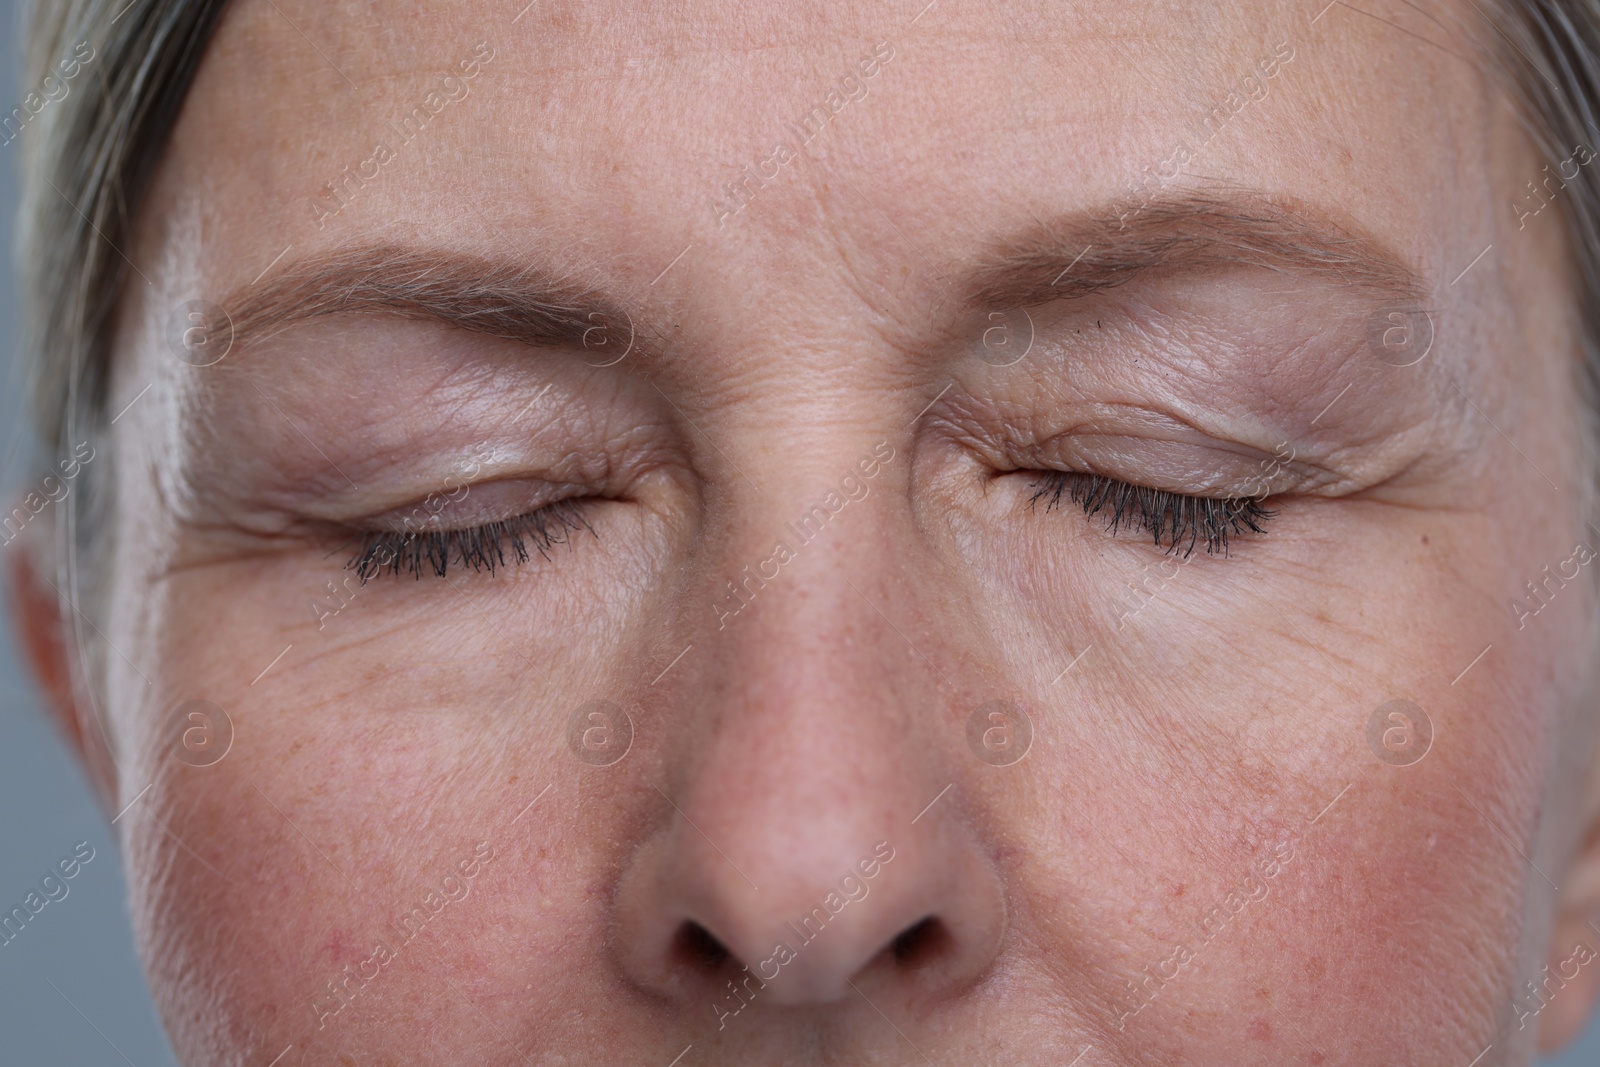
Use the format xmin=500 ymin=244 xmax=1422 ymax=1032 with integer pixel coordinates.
xmin=215 ymin=194 xmax=1428 ymax=359
xmin=965 ymin=192 xmax=1430 ymax=311
xmin=219 ymin=245 xmax=645 ymax=356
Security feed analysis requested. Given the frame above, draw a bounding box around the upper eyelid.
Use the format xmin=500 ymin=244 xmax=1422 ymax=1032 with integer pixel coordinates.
xmin=925 ymin=393 xmax=1299 ymax=466
xmin=314 ymin=432 xmax=624 ymax=528
xmin=347 ymin=476 xmax=601 ymax=541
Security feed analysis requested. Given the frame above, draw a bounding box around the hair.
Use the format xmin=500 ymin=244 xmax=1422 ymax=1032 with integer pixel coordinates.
xmin=1482 ymin=1 xmax=1600 ymax=454
xmin=11 ymin=0 xmax=1600 ymax=724
xmin=17 ymin=0 xmax=231 ymax=754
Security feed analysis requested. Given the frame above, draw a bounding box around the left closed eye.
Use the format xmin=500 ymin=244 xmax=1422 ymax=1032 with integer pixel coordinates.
xmin=342 ymin=498 xmax=596 ymax=582
xmin=1028 ymin=470 xmax=1274 ymax=557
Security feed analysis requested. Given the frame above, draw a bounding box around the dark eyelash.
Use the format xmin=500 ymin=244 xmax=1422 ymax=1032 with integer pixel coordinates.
xmin=1028 ymin=471 xmax=1273 ymax=558
xmin=344 ymin=500 xmax=595 ymax=582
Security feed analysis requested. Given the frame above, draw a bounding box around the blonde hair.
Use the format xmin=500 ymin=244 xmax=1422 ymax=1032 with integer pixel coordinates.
xmin=17 ymin=0 xmax=230 ymax=750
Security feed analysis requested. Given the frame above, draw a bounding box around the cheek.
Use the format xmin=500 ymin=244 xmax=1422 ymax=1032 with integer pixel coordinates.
xmin=109 ymin=510 xmax=683 ymax=1063
xmin=998 ymin=651 xmax=1552 ymax=1063
xmin=944 ymin=466 xmax=1566 ymax=1057
xmin=119 ymin=694 xmax=615 ymax=1062
xmin=1174 ymin=758 xmax=1534 ymax=1061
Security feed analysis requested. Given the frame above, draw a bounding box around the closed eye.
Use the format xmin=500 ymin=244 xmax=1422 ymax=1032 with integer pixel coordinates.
xmin=1028 ymin=471 xmax=1273 ymax=557
xmin=343 ymin=499 xmax=596 ymax=582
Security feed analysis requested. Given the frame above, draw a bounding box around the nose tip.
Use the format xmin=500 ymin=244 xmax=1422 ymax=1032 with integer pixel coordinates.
xmin=614 ymin=810 xmax=1006 ymax=1011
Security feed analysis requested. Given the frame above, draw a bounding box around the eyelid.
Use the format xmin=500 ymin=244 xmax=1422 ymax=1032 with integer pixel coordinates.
xmin=929 ymin=395 xmax=1312 ymax=497
xmin=353 ymin=475 xmax=585 ymax=536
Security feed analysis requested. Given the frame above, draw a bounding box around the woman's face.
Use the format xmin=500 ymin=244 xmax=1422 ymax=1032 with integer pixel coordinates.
xmin=42 ymin=0 xmax=1600 ymax=1062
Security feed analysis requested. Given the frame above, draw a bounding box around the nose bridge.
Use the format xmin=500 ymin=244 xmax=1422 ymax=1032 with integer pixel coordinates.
xmin=688 ymin=483 xmax=922 ymax=832
xmin=695 ymin=434 xmax=925 ymax=760
xmin=699 ymin=456 xmax=933 ymax=813
xmin=707 ymin=439 xmax=901 ymax=634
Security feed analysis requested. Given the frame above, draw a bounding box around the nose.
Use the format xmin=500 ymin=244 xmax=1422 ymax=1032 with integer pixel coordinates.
xmin=617 ymin=803 xmax=1006 ymax=1008
xmin=611 ymin=524 xmax=1007 ymax=1011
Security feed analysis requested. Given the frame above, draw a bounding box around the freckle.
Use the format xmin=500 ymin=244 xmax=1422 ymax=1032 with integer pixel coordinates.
xmin=1247 ymin=1016 xmax=1272 ymax=1041
xmin=1421 ymin=534 xmax=1430 ymax=545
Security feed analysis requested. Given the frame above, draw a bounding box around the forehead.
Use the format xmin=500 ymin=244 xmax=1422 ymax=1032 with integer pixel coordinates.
xmin=150 ymin=0 xmax=1506 ymax=324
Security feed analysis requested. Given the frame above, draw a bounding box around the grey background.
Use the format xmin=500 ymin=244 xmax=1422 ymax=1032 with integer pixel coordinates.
xmin=0 ymin=2 xmax=1596 ymax=1064
xmin=0 ymin=3 xmax=184 ymax=1064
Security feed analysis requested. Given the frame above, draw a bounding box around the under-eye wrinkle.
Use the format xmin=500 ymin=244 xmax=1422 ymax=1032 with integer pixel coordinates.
xmin=1029 ymin=471 xmax=1272 ymax=557
xmin=345 ymin=500 xmax=595 ymax=582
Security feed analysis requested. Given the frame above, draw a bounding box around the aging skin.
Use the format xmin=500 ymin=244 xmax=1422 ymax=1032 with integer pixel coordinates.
xmin=14 ymin=0 xmax=1600 ymax=1064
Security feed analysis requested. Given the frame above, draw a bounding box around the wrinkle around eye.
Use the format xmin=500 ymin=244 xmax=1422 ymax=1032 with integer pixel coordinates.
xmin=170 ymin=312 xmax=691 ymax=514
xmin=938 ymin=267 xmax=1481 ymax=482
xmin=920 ymin=393 xmax=1325 ymax=498
xmin=342 ymin=476 xmax=619 ymax=542
xmin=923 ymin=347 xmax=1480 ymax=506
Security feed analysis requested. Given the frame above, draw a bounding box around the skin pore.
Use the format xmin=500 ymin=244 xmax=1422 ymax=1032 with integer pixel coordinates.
xmin=14 ymin=0 xmax=1600 ymax=1063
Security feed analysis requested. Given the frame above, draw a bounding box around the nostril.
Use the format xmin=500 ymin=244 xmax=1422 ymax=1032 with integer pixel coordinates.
xmin=674 ymin=920 xmax=732 ymax=972
xmin=890 ymin=916 xmax=948 ymax=966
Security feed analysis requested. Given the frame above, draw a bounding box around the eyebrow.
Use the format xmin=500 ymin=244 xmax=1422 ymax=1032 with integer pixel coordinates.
xmin=218 ymin=193 xmax=1428 ymax=358
xmin=221 ymin=245 xmax=643 ymax=356
xmin=966 ymin=192 xmax=1429 ymax=311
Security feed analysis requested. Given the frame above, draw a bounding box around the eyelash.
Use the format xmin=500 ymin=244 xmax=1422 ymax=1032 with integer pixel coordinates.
xmin=1028 ymin=471 xmax=1273 ymax=557
xmin=340 ymin=472 xmax=1262 ymax=579
xmin=344 ymin=500 xmax=594 ymax=582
